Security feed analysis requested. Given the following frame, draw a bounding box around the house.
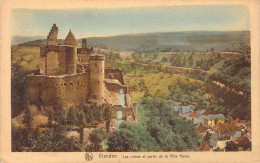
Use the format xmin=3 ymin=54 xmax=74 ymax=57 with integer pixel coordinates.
xmin=201 ymin=114 xmax=225 ymax=126
xmin=234 ymin=136 xmax=251 ymax=151
xmin=203 ymin=132 xmax=218 ymax=148
xmin=232 ymin=118 xmax=247 ymax=128
xmin=172 ymin=105 xmax=193 ymax=116
xmin=188 ymin=112 xmax=201 ymax=124
xmin=190 ymin=112 xmax=200 ymax=118
xmin=200 ymin=144 xmax=212 ymax=151
xmin=197 ymin=109 xmax=206 ymax=115
xmin=213 ymin=123 xmax=230 ymax=140
xmin=193 ymin=115 xmax=207 ymax=125
xmin=230 ymin=130 xmax=243 ymax=141
xmin=197 ymin=124 xmax=207 ymax=137
xmin=227 ymin=124 xmax=238 ymax=132
xmin=202 ymin=110 xmax=212 ymax=116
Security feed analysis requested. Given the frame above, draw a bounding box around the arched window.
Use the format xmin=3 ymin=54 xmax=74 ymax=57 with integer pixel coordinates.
xmin=95 ymin=63 xmax=97 ymax=66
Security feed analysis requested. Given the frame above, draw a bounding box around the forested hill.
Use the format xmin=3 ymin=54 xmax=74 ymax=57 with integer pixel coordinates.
xmin=14 ymin=31 xmax=249 ymax=52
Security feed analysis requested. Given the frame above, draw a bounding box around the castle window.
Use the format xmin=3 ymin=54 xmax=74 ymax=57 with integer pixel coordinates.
xmin=61 ymin=83 xmax=63 ymax=86
xmin=64 ymin=83 xmax=67 ymax=86
xmin=56 ymin=84 xmax=57 ymax=87
xmin=78 ymin=81 xmax=80 ymax=85
xmin=98 ymin=81 xmax=99 ymax=84
xmin=70 ymin=82 xmax=73 ymax=86
xmin=95 ymin=63 xmax=97 ymax=66
xmin=101 ymin=69 xmax=102 ymax=72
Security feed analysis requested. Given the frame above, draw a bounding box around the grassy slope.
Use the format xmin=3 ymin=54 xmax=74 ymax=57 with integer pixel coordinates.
xmin=125 ymin=72 xmax=205 ymax=100
xmin=11 ymin=45 xmax=40 ymax=71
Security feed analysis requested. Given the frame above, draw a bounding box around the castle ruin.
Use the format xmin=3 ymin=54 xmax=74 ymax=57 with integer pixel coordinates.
xmin=26 ymin=24 xmax=135 ymax=124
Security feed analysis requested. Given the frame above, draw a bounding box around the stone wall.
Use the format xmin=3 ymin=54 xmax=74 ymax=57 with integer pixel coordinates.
xmin=105 ymin=68 xmax=125 ymax=85
xmin=39 ymin=45 xmax=77 ymax=75
xmin=110 ymin=105 xmax=135 ymax=121
xmin=78 ymin=54 xmax=89 ymax=64
xmin=26 ymin=73 xmax=89 ymax=109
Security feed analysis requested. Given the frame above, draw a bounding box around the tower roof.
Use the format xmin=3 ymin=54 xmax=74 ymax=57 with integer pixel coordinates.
xmin=62 ymin=30 xmax=78 ymax=46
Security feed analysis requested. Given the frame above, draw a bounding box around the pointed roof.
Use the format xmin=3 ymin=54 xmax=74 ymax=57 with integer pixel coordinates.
xmin=62 ymin=29 xmax=78 ymax=46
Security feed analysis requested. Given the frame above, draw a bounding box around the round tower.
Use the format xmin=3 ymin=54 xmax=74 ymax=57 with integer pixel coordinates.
xmin=89 ymin=54 xmax=105 ymax=102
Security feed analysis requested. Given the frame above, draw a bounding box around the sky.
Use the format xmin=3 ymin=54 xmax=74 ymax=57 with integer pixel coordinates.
xmin=11 ymin=5 xmax=250 ymax=38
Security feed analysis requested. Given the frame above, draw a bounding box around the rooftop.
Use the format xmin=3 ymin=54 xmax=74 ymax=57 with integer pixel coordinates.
xmin=197 ymin=124 xmax=207 ymax=133
xmin=190 ymin=112 xmax=200 ymax=118
xmin=201 ymin=144 xmax=211 ymax=151
xmin=202 ymin=114 xmax=225 ymax=120
xmin=173 ymin=105 xmax=193 ymax=115
xmin=62 ymin=30 xmax=78 ymax=46
xmin=235 ymin=136 xmax=251 ymax=147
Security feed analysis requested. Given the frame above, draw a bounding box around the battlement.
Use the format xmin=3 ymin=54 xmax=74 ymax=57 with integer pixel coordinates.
xmin=89 ymin=54 xmax=105 ymax=60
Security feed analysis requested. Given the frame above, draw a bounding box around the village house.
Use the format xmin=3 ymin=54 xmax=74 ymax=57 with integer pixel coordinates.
xmin=196 ymin=124 xmax=208 ymax=138
xmin=172 ymin=105 xmax=193 ymax=116
xmin=201 ymin=114 xmax=225 ymax=126
xmin=230 ymin=130 xmax=243 ymax=141
xmin=234 ymin=136 xmax=251 ymax=151
xmin=200 ymin=144 xmax=212 ymax=151
xmin=212 ymin=123 xmax=230 ymax=140
xmin=202 ymin=132 xmax=218 ymax=149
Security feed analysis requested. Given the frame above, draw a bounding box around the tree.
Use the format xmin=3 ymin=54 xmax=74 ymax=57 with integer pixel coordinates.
xmin=88 ymin=129 xmax=106 ymax=151
xmin=161 ymin=56 xmax=168 ymax=62
xmin=225 ymin=141 xmax=238 ymax=151
xmin=47 ymin=110 xmax=54 ymax=127
xmin=107 ymin=131 xmax=123 ymax=152
xmin=11 ymin=59 xmax=27 ymax=117
xmin=22 ymin=107 xmax=33 ymax=131
xmin=54 ymin=108 xmax=62 ymax=124
xmin=78 ymin=111 xmax=86 ymax=126
xmin=67 ymin=108 xmax=76 ymax=126
xmin=188 ymin=55 xmax=194 ymax=67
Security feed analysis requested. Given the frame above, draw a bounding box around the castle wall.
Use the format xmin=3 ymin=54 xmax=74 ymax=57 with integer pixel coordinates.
xmin=110 ymin=105 xmax=135 ymax=121
xmin=39 ymin=51 xmax=46 ymax=75
xmin=104 ymin=80 xmax=127 ymax=93
xmin=26 ymin=73 xmax=89 ymax=109
xmin=105 ymin=68 xmax=125 ymax=85
xmin=78 ymin=54 xmax=89 ymax=64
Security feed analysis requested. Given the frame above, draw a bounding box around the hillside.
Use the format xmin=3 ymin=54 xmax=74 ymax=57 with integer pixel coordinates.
xmin=15 ymin=31 xmax=249 ymax=52
xmin=12 ymin=36 xmax=46 ymax=45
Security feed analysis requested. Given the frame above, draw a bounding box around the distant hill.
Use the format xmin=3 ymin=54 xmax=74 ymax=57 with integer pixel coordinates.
xmin=12 ymin=36 xmax=46 ymax=45
xmin=15 ymin=31 xmax=250 ymax=51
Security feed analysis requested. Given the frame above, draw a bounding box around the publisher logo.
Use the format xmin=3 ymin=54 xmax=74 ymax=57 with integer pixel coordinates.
xmin=85 ymin=152 xmax=93 ymax=161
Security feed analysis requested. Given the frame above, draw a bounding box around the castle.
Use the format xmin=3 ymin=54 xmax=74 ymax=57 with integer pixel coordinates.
xmin=26 ymin=24 xmax=135 ymax=125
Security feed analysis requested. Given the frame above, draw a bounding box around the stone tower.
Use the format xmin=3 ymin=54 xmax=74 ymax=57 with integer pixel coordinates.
xmin=62 ymin=30 xmax=78 ymax=74
xmin=40 ymin=26 xmax=78 ymax=75
xmin=82 ymin=39 xmax=87 ymax=48
xmin=47 ymin=24 xmax=58 ymax=46
xmin=89 ymin=55 xmax=105 ymax=102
